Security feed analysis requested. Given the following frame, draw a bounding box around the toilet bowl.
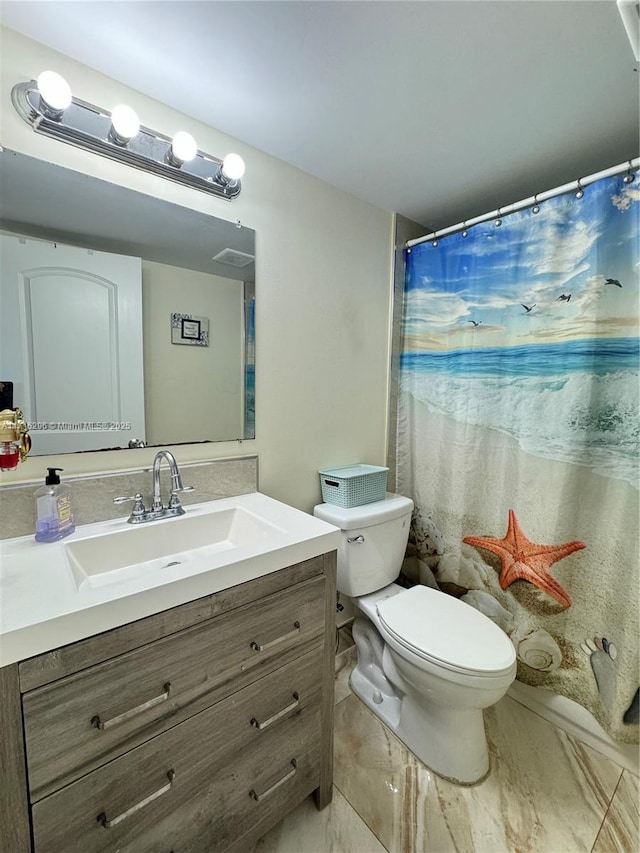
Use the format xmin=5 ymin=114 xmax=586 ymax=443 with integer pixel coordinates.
xmin=358 ymin=583 xmax=516 ymax=784
xmin=314 ymin=493 xmax=517 ymax=785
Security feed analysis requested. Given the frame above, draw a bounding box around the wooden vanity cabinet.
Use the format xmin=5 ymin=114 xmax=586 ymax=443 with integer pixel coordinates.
xmin=1 ymin=552 xmax=336 ymax=853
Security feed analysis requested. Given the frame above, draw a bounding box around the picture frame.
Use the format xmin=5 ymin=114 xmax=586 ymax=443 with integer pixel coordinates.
xmin=171 ymin=312 xmax=209 ymax=346
xmin=181 ymin=318 xmax=201 ymax=340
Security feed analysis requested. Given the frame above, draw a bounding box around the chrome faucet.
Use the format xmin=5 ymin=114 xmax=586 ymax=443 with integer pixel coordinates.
xmin=151 ymin=450 xmax=189 ymax=513
xmin=114 ymin=451 xmax=194 ymax=524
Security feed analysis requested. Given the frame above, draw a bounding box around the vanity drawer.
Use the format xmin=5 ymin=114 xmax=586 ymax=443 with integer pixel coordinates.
xmin=31 ymin=649 xmax=323 ymax=853
xmin=23 ymin=576 xmax=325 ymax=801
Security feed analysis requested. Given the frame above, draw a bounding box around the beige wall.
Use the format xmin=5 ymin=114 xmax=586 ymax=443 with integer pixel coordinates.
xmin=142 ymin=260 xmax=244 ymax=444
xmin=0 ymin=27 xmax=394 ymax=512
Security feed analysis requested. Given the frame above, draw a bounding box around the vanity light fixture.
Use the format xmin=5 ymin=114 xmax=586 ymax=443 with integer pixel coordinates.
xmin=12 ymin=72 xmax=245 ymax=200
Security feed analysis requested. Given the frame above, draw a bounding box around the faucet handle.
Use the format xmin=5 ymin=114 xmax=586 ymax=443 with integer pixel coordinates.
xmin=168 ymin=485 xmax=194 ymax=511
xmin=170 ymin=483 xmax=195 ymax=498
xmin=113 ymin=493 xmax=146 ymax=520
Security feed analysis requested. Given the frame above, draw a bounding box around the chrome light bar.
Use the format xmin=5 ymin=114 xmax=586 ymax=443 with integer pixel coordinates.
xmin=11 ymin=76 xmax=244 ymax=200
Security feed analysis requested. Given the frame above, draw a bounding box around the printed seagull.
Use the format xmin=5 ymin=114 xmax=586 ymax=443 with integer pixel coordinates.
xmin=604 ymin=278 xmax=622 ymax=287
xmin=556 ymin=294 xmax=571 ymax=302
xmin=520 ymin=303 xmax=536 ymax=313
xmin=468 ymin=320 xmax=481 ymax=326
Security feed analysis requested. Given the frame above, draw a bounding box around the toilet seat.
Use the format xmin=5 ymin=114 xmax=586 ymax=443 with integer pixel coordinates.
xmin=376 ymin=585 xmax=515 ymax=677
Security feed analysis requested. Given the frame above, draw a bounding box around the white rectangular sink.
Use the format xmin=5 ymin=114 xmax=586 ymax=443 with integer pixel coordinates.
xmin=0 ymin=491 xmax=341 ymax=668
xmin=65 ymin=504 xmax=287 ymax=590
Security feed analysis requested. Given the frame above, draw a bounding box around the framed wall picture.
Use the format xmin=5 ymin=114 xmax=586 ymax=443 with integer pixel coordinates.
xmin=171 ymin=312 xmax=209 ymax=346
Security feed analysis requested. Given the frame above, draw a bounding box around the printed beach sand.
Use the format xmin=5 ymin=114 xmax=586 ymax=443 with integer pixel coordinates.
xmin=397 ymin=394 xmax=639 ymax=743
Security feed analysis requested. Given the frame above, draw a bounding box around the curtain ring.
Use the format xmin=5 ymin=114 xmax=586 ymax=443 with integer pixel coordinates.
xmin=432 ymin=231 xmax=439 ymax=247
xmin=532 ymin=194 xmax=540 ymax=214
xmin=461 ymin=221 xmax=468 ymax=237
xmin=623 ymin=161 xmax=635 ymax=184
xmin=575 ymin=179 xmax=584 ymax=199
xmin=494 ymin=208 xmax=502 ymax=227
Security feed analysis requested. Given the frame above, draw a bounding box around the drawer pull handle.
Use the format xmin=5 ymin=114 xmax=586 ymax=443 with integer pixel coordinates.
xmin=97 ymin=769 xmax=175 ymax=828
xmin=250 ymin=692 xmax=300 ymax=730
xmin=91 ymin=682 xmax=171 ymax=730
xmin=250 ymin=621 xmax=300 ymax=652
xmin=249 ymin=760 xmax=297 ymax=802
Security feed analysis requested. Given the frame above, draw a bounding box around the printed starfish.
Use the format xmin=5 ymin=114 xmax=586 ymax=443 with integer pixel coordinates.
xmin=463 ymin=509 xmax=585 ymax=608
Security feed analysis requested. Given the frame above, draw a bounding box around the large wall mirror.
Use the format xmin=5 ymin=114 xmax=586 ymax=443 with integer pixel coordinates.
xmin=0 ymin=149 xmax=255 ymax=456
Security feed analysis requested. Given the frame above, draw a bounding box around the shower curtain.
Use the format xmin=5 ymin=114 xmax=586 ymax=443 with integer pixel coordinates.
xmin=396 ymin=171 xmax=639 ymax=743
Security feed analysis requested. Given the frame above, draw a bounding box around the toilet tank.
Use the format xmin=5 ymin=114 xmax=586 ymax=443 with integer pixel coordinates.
xmin=313 ymin=493 xmax=414 ymax=597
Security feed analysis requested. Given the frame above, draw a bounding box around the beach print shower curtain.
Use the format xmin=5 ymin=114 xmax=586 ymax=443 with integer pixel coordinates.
xmin=396 ymin=172 xmax=639 ymax=743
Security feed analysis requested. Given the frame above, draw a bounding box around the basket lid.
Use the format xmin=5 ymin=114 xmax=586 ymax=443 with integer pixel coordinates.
xmin=319 ymin=464 xmax=389 ymax=479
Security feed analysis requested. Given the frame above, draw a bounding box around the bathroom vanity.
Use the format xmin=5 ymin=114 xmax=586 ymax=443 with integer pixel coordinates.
xmin=0 ymin=494 xmax=339 ymax=853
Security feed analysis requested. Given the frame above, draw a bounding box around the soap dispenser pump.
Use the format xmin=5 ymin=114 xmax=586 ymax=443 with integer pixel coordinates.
xmin=35 ymin=467 xmax=75 ymax=542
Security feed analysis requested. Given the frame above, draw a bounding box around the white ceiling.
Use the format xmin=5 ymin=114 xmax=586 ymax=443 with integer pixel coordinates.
xmin=2 ymin=1 xmax=638 ymax=229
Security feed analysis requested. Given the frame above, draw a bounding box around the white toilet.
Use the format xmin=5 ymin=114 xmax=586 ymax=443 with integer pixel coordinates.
xmin=314 ymin=493 xmax=516 ymax=785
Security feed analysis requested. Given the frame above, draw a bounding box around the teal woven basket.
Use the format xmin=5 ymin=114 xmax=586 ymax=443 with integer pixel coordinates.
xmin=318 ymin=464 xmax=389 ymax=508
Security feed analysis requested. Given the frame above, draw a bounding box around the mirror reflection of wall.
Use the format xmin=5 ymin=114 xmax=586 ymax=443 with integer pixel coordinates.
xmin=142 ymin=259 xmax=245 ymax=445
xmin=0 ymin=148 xmax=256 ymax=454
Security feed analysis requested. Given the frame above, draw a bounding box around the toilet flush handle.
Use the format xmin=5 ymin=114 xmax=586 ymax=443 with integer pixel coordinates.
xmin=347 ymin=535 xmax=365 ymax=543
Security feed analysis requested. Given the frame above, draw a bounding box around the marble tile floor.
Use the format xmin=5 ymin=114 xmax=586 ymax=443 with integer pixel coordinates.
xmin=254 ymin=632 xmax=639 ymax=853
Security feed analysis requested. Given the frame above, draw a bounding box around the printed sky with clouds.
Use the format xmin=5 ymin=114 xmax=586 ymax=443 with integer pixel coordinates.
xmin=403 ymin=176 xmax=639 ymax=351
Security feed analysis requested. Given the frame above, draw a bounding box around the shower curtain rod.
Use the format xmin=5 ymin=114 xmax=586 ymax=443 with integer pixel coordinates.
xmin=406 ymin=157 xmax=640 ymax=248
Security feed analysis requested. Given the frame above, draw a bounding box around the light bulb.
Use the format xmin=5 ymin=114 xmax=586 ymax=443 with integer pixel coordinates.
xmin=170 ymin=131 xmax=197 ymax=165
xmin=221 ymin=153 xmax=245 ymax=182
xmin=36 ymin=70 xmax=72 ymax=117
xmin=109 ymin=104 xmax=140 ymax=144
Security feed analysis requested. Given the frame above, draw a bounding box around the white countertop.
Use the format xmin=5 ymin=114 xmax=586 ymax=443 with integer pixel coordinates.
xmin=0 ymin=492 xmax=341 ymax=668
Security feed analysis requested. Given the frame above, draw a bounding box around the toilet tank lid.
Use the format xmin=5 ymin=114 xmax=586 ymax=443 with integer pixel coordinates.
xmin=313 ymin=493 xmax=414 ymax=530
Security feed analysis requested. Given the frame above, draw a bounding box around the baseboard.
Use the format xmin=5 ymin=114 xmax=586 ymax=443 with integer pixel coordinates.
xmin=508 ymin=680 xmax=639 ymax=775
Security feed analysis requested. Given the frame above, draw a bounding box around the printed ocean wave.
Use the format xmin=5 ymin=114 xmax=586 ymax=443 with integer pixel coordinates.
xmin=400 ymin=337 xmax=639 ymax=378
xmin=400 ymin=368 xmax=640 ymax=488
